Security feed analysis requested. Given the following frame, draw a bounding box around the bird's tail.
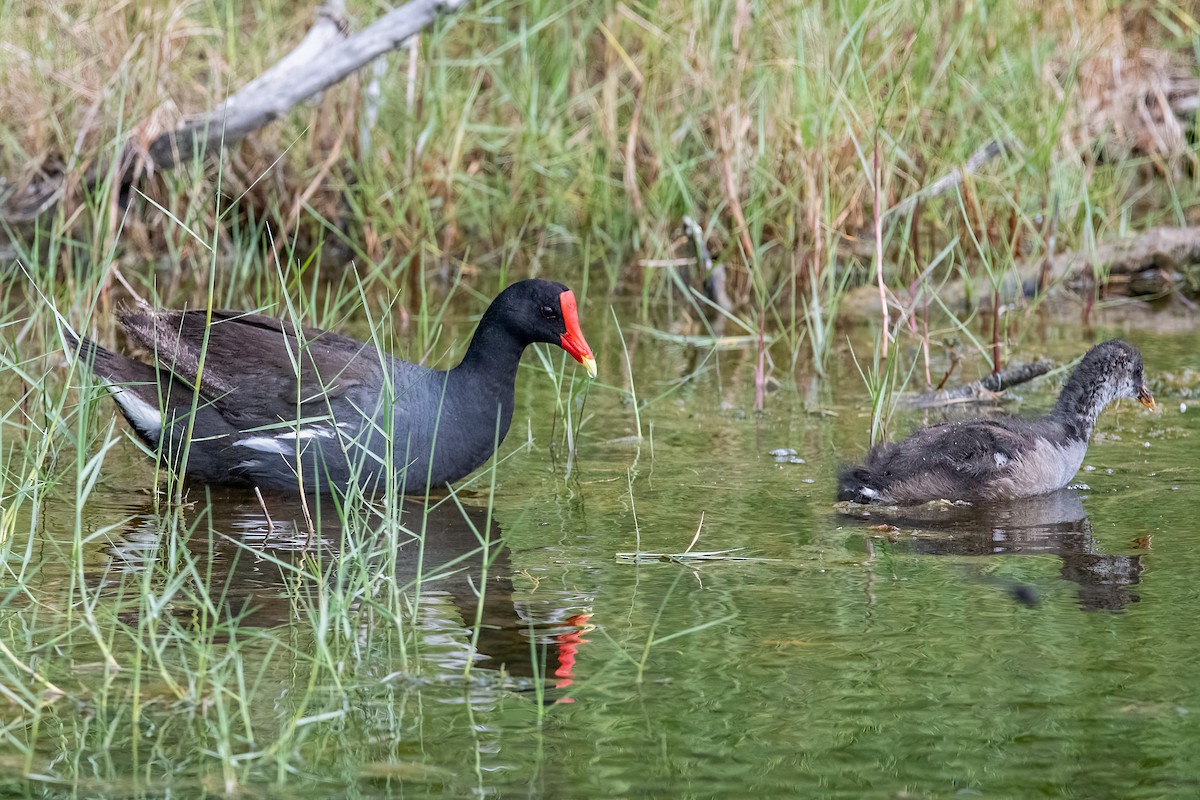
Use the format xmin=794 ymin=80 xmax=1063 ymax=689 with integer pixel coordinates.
xmin=62 ymin=324 xmax=146 ymax=384
xmin=61 ymin=324 xmax=99 ymax=373
xmin=62 ymin=324 xmax=168 ymax=445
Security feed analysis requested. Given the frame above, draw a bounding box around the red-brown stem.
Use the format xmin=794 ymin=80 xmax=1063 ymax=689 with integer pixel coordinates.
xmin=1083 ymin=276 xmax=1095 ymax=328
xmin=935 ymin=349 xmax=959 ymax=391
xmin=873 ymin=130 xmax=889 ymax=358
xmin=755 ymin=305 xmax=765 ymax=412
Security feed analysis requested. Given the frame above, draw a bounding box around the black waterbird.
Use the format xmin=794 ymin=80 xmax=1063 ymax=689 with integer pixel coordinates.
xmin=68 ymin=279 xmax=596 ymax=495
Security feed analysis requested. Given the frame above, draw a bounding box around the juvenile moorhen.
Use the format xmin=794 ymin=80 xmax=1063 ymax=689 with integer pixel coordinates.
xmin=69 ymin=279 xmax=597 ymax=495
xmin=838 ymin=340 xmax=1155 ymax=505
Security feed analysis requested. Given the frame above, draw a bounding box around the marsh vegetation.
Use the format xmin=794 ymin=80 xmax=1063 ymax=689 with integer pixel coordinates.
xmin=1 ymin=1 xmax=1198 ymax=796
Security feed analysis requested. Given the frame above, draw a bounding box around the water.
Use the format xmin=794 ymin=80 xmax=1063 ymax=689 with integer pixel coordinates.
xmin=3 ymin=303 xmax=1199 ymax=798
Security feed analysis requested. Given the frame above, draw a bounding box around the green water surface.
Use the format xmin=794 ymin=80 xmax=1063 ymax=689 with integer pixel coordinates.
xmin=2 ymin=303 xmax=1198 ymax=799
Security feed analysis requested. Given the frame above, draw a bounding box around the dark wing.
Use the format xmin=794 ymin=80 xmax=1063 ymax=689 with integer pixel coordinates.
xmin=117 ymin=307 xmax=385 ymax=428
xmin=866 ymin=419 xmax=1027 ymax=484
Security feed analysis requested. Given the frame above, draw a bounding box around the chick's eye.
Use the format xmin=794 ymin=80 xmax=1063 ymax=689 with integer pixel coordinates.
xmin=540 ymin=304 xmax=558 ymax=320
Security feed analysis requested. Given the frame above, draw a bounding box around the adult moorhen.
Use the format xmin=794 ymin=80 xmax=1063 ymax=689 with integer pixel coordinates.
xmin=838 ymin=340 xmax=1155 ymax=505
xmin=69 ymin=279 xmax=596 ymax=495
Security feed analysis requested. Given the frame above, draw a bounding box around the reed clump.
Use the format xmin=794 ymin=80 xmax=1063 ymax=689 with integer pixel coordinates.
xmin=2 ymin=2 xmax=1196 ymax=330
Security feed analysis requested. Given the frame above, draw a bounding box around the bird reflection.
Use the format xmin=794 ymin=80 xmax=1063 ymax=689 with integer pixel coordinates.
xmin=841 ymin=489 xmax=1143 ymax=611
xmin=101 ymin=489 xmax=592 ymax=691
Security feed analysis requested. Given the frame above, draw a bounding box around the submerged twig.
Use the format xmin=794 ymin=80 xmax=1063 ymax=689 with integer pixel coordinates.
xmin=615 ymin=548 xmax=765 ymax=565
xmin=254 ymin=486 xmax=276 ymax=534
xmin=683 ymin=511 xmax=705 ymax=554
xmin=617 ymin=511 xmax=772 ymax=564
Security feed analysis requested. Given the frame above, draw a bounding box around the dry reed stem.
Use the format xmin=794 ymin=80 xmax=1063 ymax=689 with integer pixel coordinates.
xmin=717 ymin=106 xmax=755 ymax=283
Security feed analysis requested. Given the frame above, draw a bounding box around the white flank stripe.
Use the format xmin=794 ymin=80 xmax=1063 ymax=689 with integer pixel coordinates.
xmin=240 ymin=427 xmax=333 ymax=454
xmin=106 ymin=385 xmax=163 ymax=438
xmin=275 ymin=427 xmax=335 ymax=441
xmin=239 ymin=436 xmax=291 ymax=454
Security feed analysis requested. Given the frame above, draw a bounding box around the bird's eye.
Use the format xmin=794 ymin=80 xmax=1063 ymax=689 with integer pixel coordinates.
xmin=540 ymin=304 xmax=558 ymax=320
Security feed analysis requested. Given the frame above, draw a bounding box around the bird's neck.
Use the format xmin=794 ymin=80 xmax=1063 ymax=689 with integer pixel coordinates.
xmin=446 ymin=315 xmax=526 ymax=436
xmin=454 ymin=311 xmax=526 ymax=383
xmin=1051 ymin=369 xmax=1116 ymax=441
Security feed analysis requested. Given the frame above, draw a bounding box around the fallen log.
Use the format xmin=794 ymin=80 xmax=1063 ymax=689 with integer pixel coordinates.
xmin=841 ymin=225 xmax=1200 ymax=321
xmin=1 ymin=0 xmax=467 ymax=225
xmin=902 ymin=361 xmax=1051 ymax=409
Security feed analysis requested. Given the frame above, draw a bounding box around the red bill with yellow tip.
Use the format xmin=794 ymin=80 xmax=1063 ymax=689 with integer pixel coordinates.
xmin=558 ymin=290 xmax=596 ymax=378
